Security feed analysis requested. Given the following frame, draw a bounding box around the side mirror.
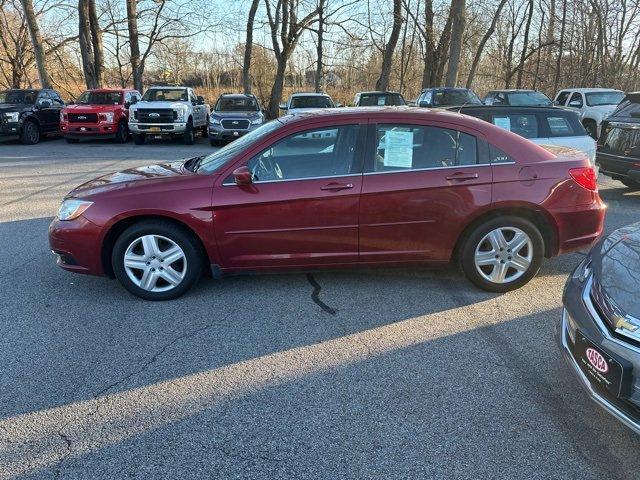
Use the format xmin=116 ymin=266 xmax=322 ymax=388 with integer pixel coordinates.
xmin=569 ymin=100 xmax=582 ymax=107
xmin=552 ymin=100 xmax=560 ymax=106
xmin=279 ymin=103 xmax=287 ymax=110
xmin=197 ymin=95 xmax=205 ymax=105
xmin=233 ymin=166 xmax=252 ymax=185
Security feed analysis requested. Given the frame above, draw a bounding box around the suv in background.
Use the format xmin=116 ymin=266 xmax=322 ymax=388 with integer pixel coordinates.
xmin=483 ymin=90 xmax=552 ymax=107
xmin=553 ymin=88 xmax=625 ymax=139
xmin=353 ymin=91 xmax=405 ymax=107
xmin=279 ymin=93 xmax=337 ymax=114
xmin=60 ymin=89 xmax=140 ymax=143
xmin=454 ymin=105 xmax=596 ymax=167
xmin=597 ymin=92 xmax=640 ymax=188
xmin=128 ymin=85 xmax=209 ymax=145
xmin=0 ymin=88 xmax=64 ymax=144
xmin=416 ymin=87 xmax=482 ymax=108
xmin=208 ymin=93 xmax=264 ymax=145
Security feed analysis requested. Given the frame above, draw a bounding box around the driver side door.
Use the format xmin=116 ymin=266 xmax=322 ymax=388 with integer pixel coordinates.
xmin=212 ymin=122 xmax=366 ymax=270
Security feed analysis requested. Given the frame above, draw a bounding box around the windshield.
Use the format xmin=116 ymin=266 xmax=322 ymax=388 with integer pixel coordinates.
xmin=432 ymin=89 xmax=481 ymax=106
xmin=290 ymin=96 xmax=333 ymax=109
xmin=357 ymin=93 xmax=405 ymax=106
xmin=215 ymin=97 xmax=258 ymax=112
xmin=197 ymin=120 xmax=282 ymax=173
xmin=0 ymin=90 xmax=37 ymax=104
xmin=77 ymin=91 xmax=122 ymax=105
xmin=506 ymin=91 xmax=551 ymax=106
xmin=586 ymin=91 xmax=624 ymax=107
xmin=142 ymin=88 xmax=188 ymax=102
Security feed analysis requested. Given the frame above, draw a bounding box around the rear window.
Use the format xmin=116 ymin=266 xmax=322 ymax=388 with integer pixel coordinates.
xmin=612 ymin=96 xmax=640 ymax=118
xmin=490 ymin=114 xmax=539 ymax=139
xmin=290 ymin=96 xmax=333 ymax=109
xmin=357 ymin=93 xmax=405 ymax=106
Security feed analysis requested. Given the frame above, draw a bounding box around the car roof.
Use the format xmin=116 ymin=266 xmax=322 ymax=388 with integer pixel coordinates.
xmin=454 ymin=105 xmax=567 ymax=112
xmin=488 ymin=89 xmax=541 ymax=93
xmin=357 ymin=91 xmax=402 ymax=95
xmin=290 ymin=92 xmax=331 ymax=98
xmin=558 ymin=87 xmax=623 ymax=93
xmin=219 ymin=93 xmax=254 ymax=98
xmin=424 ymin=87 xmax=472 ymax=91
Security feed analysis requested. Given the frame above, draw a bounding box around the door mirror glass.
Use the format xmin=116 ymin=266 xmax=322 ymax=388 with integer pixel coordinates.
xmin=233 ymin=166 xmax=253 ymax=185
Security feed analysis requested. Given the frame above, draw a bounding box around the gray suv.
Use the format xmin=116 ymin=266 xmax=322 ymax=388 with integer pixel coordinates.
xmin=208 ymin=93 xmax=264 ymax=145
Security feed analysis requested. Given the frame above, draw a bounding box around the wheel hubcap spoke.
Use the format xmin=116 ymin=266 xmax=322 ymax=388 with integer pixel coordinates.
xmin=475 ymin=227 xmax=533 ymax=284
xmin=509 ymin=254 xmax=531 ymax=272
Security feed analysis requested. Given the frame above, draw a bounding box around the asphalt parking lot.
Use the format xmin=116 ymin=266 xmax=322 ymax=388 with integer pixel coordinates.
xmin=1 ymin=136 xmax=640 ymax=479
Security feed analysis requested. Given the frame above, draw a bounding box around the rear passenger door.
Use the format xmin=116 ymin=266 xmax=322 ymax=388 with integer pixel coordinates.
xmin=359 ymin=122 xmax=492 ymax=263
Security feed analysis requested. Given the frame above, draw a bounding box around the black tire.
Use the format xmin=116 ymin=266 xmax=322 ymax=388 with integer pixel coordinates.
xmin=114 ymin=121 xmax=129 ymax=143
xmin=133 ymin=133 xmax=145 ymax=145
xmin=111 ymin=220 xmax=203 ymax=301
xmin=583 ymin=120 xmax=598 ymax=140
xmin=621 ymin=178 xmax=640 ymax=190
xmin=65 ymin=137 xmax=80 ymax=144
xmin=209 ymin=138 xmax=220 ymax=147
xmin=20 ymin=120 xmax=40 ymax=145
xmin=183 ymin=121 xmax=194 ymax=145
xmin=459 ymin=216 xmax=544 ymax=293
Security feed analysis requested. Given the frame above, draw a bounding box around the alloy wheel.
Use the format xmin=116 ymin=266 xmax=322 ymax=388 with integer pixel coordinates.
xmin=123 ymin=234 xmax=187 ymax=292
xmin=474 ymin=227 xmax=533 ymax=284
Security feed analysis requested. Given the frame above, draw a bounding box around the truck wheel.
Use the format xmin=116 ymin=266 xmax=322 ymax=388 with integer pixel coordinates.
xmin=65 ymin=137 xmax=79 ymax=144
xmin=583 ymin=120 xmax=598 ymax=140
xmin=459 ymin=216 xmax=544 ymax=293
xmin=20 ymin=120 xmax=40 ymax=145
xmin=114 ymin=121 xmax=129 ymax=143
xmin=133 ymin=133 xmax=145 ymax=145
xmin=183 ymin=122 xmax=194 ymax=145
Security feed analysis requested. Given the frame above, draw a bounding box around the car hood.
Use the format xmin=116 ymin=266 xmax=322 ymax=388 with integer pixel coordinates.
xmin=65 ymin=104 xmax=120 ymax=112
xmin=0 ymin=103 xmax=31 ymax=113
xmin=68 ymin=161 xmax=191 ymax=197
xmin=589 ymin=105 xmax=617 ymax=116
xmin=132 ymin=101 xmax=188 ymax=110
xmin=592 ymin=222 xmax=640 ymax=320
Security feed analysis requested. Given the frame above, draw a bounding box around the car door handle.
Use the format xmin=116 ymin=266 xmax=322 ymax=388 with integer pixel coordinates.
xmin=320 ymin=182 xmax=354 ymax=191
xmin=445 ymin=172 xmax=479 ymax=181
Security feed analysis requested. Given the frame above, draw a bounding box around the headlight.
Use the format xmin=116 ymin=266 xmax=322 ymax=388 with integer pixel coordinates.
xmin=174 ymin=106 xmax=187 ymax=122
xmin=99 ymin=112 xmax=114 ymax=123
xmin=5 ymin=112 xmax=19 ymax=122
xmin=250 ymin=115 xmax=263 ymax=125
xmin=129 ymin=109 xmax=137 ymax=121
xmin=57 ymin=199 xmax=93 ymax=221
xmin=210 ymin=117 xmax=221 ymax=125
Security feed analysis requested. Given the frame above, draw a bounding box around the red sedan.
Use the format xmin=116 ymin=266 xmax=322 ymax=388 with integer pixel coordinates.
xmin=49 ymin=107 xmax=605 ymax=300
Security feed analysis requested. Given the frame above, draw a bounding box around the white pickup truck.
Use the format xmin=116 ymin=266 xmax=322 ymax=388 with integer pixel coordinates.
xmin=128 ymin=86 xmax=209 ymax=145
xmin=553 ymin=88 xmax=625 ymax=139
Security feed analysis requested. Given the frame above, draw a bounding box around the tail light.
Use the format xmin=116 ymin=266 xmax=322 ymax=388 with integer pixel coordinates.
xmin=569 ymin=167 xmax=597 ymax=191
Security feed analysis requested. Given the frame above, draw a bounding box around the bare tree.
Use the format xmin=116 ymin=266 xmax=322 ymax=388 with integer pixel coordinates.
xmin=243 ymin=0 xmax=261 ymax=94
xmin=125 ymin=0 xmax=142 ymax=91
xmin=19 ymin=0 xmax=50 ymax=88
xmin=445 ymin=0 xmax=466 ymax=86
xmin=466 ymin=0 xmax=508 ymax=87
xmin=78 ymin=0 xmax=104 ymax=88
xmin=375 ymin=0 xmax=403 ymax=91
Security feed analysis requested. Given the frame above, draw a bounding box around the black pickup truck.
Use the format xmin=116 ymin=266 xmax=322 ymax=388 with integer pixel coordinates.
xmin=0 ymin=88 xmax=64 ymax=144
xmin=597 ymin=92 xmax=640 ymax=189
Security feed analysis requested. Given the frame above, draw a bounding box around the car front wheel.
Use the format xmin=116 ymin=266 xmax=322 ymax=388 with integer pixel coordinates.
xmin=133 ymin=133 xmax=145 ymax=145
xmin=112 ymin=221 xmax=203 ymax=300
xmin=20 ymin=120 xmax=40 ymax=144
xmin=183 ymin=121 xmax=194 ymax=145
xmin=460 ymin=216 xmax=544 ymax=292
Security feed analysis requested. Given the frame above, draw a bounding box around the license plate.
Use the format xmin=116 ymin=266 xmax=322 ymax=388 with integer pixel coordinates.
xmin=574 ymin=332 xmax=627 ymax=397
xmin=233 ymin=131 xmax=239 ymax=136
xmin=150 ymin=127 xmax=160 ymax=132
xmin=80 ymin=127 xmax=86 ymax=132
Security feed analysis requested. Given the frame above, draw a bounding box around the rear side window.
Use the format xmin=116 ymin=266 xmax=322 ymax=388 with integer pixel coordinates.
xmin=545 ymin=115 xmax=584 ymax=137
xmin=612 ymin=99 xmax=640 ymax=117
xmin=372 ymin=124 xmax=477 ymax=172
xmin=489 ymin=144 xmax=515 ymax=164
xmin=490 ymin=114 xmax=539 ymax=139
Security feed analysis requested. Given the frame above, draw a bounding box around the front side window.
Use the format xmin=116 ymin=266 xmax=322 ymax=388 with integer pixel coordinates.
xmin=49 ymin=91 xmax=64 ymax=105
xmin=245 ymin=125 xmax=360 ymax=182
xmin=585 ymin=91 xmax=624 ymax=107
xmin=142 ymin=88 xmax=188 ymax=102
xmin=555 ymin=91 xmax=571 ymax=105
xmin=37 ymin=91 xmax=51 ymax=107
xmin=77 ymin=91 xmax=122 ymax=105
xmin=372 ymin=124 xmax=477 ymax=172
xmin=568 ymin=92 xmax=583 ymax=107
xmin=490 ymin=114 xmax=539 ymax=139
xmin=290 ymin=96 xmax=334 ymax=109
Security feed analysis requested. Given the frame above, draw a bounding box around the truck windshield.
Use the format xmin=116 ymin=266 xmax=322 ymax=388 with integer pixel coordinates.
xmin=506 ymin=91 xmax=551 ymax=106
xmin=586 ymin=91 xmax=624 ymax=107
xmin=0 ymin=90 xmax=38 ymax=104
xmin=197 ymin=120 xmax=282 ymax=174
xmin=432 ymin=89 xmax=481 ymax=106
xmin=215 ymin=97 xmax=259 ymax=112
xmin=142 ymin=89 xmax=188 ymax=102
xmin=77 ymin=91 xmax=122 ymax=105
xmin=290 ymin=96 xmax=334 ymax=109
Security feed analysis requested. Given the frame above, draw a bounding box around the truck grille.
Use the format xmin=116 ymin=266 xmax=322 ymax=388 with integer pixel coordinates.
xmin=68 ymin=113 xmax=98 ymax=123
xmin=137 ymin=109 xmax=175 ymax=124
xmin=221 ymin=119 xmax=250 ymax=130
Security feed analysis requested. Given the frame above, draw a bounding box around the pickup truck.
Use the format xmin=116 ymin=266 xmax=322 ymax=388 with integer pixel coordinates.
xmin=128 ymin=86 xmax=209 ymax=145
xmin=0 ymin=88 xmax=64 ymax=144
xmin=553 ymin=88 xmax=625 ymax=139
xmin=60 ymin=89 xmax=141 ymax=143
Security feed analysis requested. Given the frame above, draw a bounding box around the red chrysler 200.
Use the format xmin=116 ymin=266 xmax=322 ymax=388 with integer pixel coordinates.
xmin=49 ymin=107 xmax=606 ymax=300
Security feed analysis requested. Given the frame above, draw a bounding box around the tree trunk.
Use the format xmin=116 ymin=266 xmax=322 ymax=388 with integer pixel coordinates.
xmin=242 ymin=0 xmax=260 ymax=94
xmin=553 ymin=0 xmax=567 ymax=91
xmin=445 ymin=0 xmax=465 ymax=86
xmin=126 ymin=0 xmax=143 ymax=92
xmin=466 ymin=0 xmax=508 ymax=88
xmin=88 ymin=0 xmax=104 ymax=87
xmin=78 ymin=0 xmax=97 ymax=88
xmin=20 ymin=0 xmax=51 ymax=88
xmin=420 ymin=0 xmax=437 ymax=88
xmin=375 ymin=0 xmax=403 ymax=91
xmin=314 ymin=0 xmax=326 ymax=93
xmin=516 ymin=0 xmax=534 ymax=88
xmin=267 ymin=56 xmax=287 ymax=119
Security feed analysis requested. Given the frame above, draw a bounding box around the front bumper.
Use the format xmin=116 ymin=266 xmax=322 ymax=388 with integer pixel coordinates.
xmin=61 ymin=123 xmax=118 ymax=138
xmin=129 ymin=122 xmax=187 ymax=134
xmin=0 ymin=121 xmax=20 ymax=138
xmin=558 ymin=274 xmax=640 ymax=434
xmin=208 ymin=123 xmax=258 ymax=141
xmin=48 ymin=216 xmax=104 ymax=276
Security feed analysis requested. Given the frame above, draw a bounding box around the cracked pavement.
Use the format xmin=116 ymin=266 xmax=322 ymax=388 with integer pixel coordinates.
xmin=1 ymin=137 xmax=640 ymax=479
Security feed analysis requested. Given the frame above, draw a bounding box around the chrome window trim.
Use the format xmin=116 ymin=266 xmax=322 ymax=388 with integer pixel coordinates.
xmin=582 ymin=275 xmax=640 ymax=355
xmin=607 ymin=122 xmax=640 ymax=129
xmin=222 ymin=172 xmax=362 ymax=187
xmin=597 ymin=152 xmax=640 ymax=161
xmin=364 ymin=162 xmax=513 ymax=176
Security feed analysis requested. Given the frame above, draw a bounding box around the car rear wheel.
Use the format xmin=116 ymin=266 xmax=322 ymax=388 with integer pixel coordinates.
xmin=114 ymin=121 xmax=129 ymax=143
xmin=460 ymin=216 xmax=544 ymax=292
xmin=112 ymin=221 xmax=203 ymax=300
xmin=133 ymin=133 xmax=145 ymax=145
xmin=20 ymin=120 xmax=40 ymax=145
xmin=621 ymin=178 xmax=640 ymax=190
xmin=183 ymin=121 xmax=194 ymax=145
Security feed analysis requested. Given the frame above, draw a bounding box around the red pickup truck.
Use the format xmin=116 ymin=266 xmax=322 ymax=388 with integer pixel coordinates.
xmin=60 ymin=88 xmax=141 ymax=143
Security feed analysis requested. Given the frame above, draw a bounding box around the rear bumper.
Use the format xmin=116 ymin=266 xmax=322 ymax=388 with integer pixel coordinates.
xmin=48 ymin=216 xmax=104 ymax=276
xmin=596 ymin=152 xmax=640 ymax=179
xmin=553 ymin=197 xmax=606 ymax=255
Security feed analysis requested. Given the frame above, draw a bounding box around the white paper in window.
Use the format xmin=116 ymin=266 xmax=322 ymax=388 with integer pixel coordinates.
xmin=493 ymin=116 xmax=511 ymax=131
xmin=377 ymin=96 xmax=386 ymax=106
xmin=383 ymin=130 xmax=413 ymax=168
